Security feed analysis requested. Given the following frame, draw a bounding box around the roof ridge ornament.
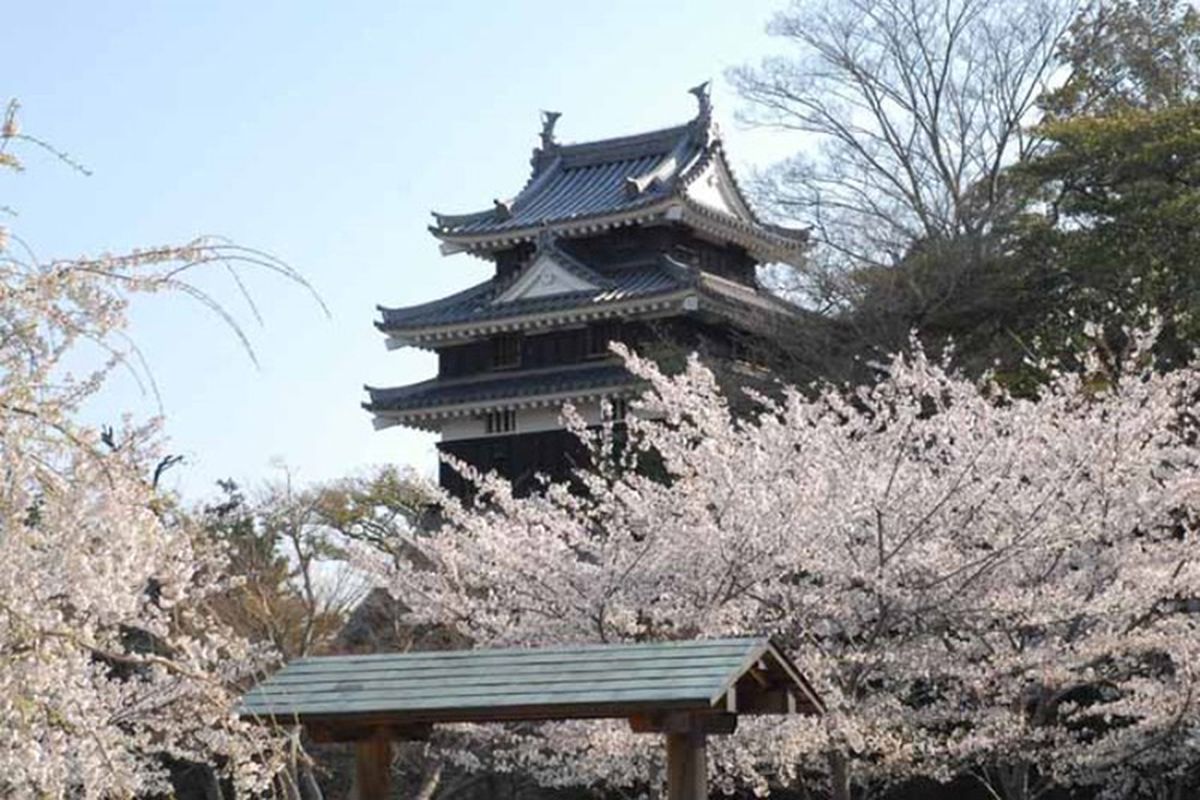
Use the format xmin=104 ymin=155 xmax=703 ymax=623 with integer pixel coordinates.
xmin=432 ymin=83 xmax=808 ymax=259
xmin=624 ymin=84 xmax=712 ymax=199
xmin=539 ymin=110 xmax=562 ymax=150
xmin=530 ymin=110 xmax=563 ymax=174
xmin=689 ymin=81 xmax=712 ymax=126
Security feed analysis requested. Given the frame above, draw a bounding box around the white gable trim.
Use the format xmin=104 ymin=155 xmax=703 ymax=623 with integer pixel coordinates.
xmin=493 ymin=252 xmax=601 ymax=304
xmin=685 ymin=161 xmax=738 ymax=217
xmin=684 ymin=158 xmax=754 ymax=222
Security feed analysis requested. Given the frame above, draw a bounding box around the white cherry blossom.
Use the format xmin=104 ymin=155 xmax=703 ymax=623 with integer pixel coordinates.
xmin=378 ymin=334 xmax=1200 ymax=800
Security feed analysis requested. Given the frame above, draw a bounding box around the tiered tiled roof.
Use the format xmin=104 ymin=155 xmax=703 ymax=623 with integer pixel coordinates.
xmin=430 ymin=83 xmax=807 ymax=264
xmin=377 ymin=264 xmax=685 ymax=343
xmin=376 ymin=240 xmax=803 ymax=349
xmin=365 ymin=362 xmax=638 ymax=430
xmin=366 ymin=86 xmax=809 ymax=434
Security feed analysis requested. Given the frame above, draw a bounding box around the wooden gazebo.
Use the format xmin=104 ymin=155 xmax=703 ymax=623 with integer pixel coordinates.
xmin=241 ymin=637 xmax=823 ymax=800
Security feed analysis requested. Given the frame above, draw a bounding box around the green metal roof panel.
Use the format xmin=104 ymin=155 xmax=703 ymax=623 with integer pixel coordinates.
xmin=241 ymin=637 xmax=776 ymax=723
xmin=260 ymin=661 xmax=738 ymax=686
xmin=274 ymin=636 xmax=756 ymax=666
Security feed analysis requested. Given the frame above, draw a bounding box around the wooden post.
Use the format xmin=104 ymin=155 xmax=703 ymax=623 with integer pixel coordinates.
xmin=665 ymin=730 xmax=707 ymax=800
xmin=354 ymin=732 xmax=392 ymax=800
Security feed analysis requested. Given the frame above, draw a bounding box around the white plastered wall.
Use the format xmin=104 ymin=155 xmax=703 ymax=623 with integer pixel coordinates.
xmin=439 ymin=400 xmax=617 ymax=442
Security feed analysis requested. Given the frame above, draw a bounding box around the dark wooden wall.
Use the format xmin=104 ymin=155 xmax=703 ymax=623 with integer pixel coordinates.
xmin=438 ymin=326 xmax=599 ymax=378
xmin=438 ymin=318 xmax=738 ymax=379
xmin=439 ymin=429 xmax=591 ymax=498
xmin=491 ymin=225 xmax=758 ymax=286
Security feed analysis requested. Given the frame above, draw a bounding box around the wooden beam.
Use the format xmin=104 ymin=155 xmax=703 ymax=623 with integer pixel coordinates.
xmin=354 ymin=733 xmax=392 ymax=800
xmin=278 ymin=698 xmax=714 ymax=729
xmin=735 ymin=688 xmax=797 ymax=715
xmin=628 ymin=711 xmax=737 ymax=735
xmin=666 ymin=730 xmax=707 ymax=800
xmin=747 ymin=664 xmax=770 ymax=688
xmin=309 ymin=722 xmax=432 ymax=744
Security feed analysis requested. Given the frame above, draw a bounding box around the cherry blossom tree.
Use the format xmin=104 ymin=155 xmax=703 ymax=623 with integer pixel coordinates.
xmin=371 ymin=329 xmax=1200 ymax=800
xmin=0 ymin=100 xmax=314 ymax=797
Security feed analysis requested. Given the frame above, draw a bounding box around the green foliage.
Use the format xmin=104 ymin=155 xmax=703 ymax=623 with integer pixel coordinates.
xmin=1014 ymin=102 xmax=1200 ymax=367
xmin=767 ymin=0 xmax=1200 ymax=388
xmin=309 ymin=464 xmax=436 ymax=555
xmin=1044 ymin=0 xmax=1200 ymax=117
xmin=202 ymin=480 xmax=332 ymax=660
xmin=843 ymin=233 xmax=1052 ymax=383
xmin=200 ymin=466 xmax=437 ymax=660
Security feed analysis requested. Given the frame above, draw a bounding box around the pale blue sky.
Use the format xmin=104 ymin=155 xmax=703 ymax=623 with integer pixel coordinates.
xmin=8 ymin=0 xmax=804 ymax=500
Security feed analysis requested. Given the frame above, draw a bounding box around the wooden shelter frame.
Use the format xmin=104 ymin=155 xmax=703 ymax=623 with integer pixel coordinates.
xmin=241 ymin=637 xmax=823 ymax=800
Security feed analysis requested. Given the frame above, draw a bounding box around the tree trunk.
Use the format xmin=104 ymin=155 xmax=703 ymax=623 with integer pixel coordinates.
xmin=414 ymin=760 xmax=443 ymax=800
xmin=276 ymin=764 xmax=301 ymax=800
xmin=992 ymin=762 xmax=1031 ymax=800
xmin=648 ymin=755 xmax=665 ymax=800
xmin=827 ymin=751 xmax=852 ymax=800
xmin=296 ymin=762 xmax=324 ymax=800
xmin=201 ymin=766 xmax=225 ymax=800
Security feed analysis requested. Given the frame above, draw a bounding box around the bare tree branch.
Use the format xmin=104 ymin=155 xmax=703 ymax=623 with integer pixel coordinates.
xmin=730 ymin=0 xmax=1080 ymax=280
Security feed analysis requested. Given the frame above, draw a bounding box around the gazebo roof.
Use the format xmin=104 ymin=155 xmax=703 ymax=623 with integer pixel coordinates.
xmin=429 ymin=84 xmax=808 ymax=265
xmin=241 ymin=637 xmax=822 ymax=726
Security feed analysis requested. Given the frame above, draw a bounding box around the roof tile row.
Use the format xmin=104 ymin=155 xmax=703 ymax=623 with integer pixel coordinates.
xmin=377 ymin=259 xmax=691 ymax=333
xmin=364 ymin=361 xmax=637 ymax=414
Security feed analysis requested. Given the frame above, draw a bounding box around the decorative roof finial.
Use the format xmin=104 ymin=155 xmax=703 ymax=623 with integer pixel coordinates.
xmin=689 ymin=81 xmax=712 ymax=123
xmin=539 ymin=110 xmax=562 ymax=150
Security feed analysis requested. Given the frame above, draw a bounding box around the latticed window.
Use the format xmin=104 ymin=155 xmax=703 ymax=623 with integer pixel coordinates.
xmin=586 ymin=319 xmax=623 ymax=357
xmin=484 ymin=409 xmax=517 ymax=434
xmin=492 ymin=333 xmax=522 ymax=369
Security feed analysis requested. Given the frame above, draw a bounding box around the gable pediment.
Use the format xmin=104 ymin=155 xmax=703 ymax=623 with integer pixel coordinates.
xmin=493 ymin=252 xmax=601 ymax=304
xmin=685 ymin=156 xmax=755 ymax=222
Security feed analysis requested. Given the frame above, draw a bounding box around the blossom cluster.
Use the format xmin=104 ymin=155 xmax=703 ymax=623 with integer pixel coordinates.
xmin=0 ymin=201 xmax=293 ymax=795
xmin=380 ymin=333 xmax=1200 ymax=799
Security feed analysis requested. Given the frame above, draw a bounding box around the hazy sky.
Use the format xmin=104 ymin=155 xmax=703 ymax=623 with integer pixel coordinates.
xmin=8 ymin=0 xmax=804 ymax=501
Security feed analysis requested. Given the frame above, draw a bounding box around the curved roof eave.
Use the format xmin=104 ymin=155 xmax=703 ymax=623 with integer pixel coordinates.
xmin=429 ymin=198 xmax=806 ymax=260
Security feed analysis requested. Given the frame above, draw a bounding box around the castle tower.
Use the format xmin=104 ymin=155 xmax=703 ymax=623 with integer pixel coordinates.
xmin=365 ymin=85 xmax=807 ymax=497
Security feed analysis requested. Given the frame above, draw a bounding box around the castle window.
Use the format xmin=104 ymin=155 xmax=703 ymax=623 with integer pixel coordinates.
xmin=586 ymin=319 xmax=623 ymax=358
xmin=484 ymin=408 xmax=517 ymax=434
xmin=610 ymin=397 xmax=628 ymax=422
xmin=492 ymin=333 xmax=522 ymax=369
